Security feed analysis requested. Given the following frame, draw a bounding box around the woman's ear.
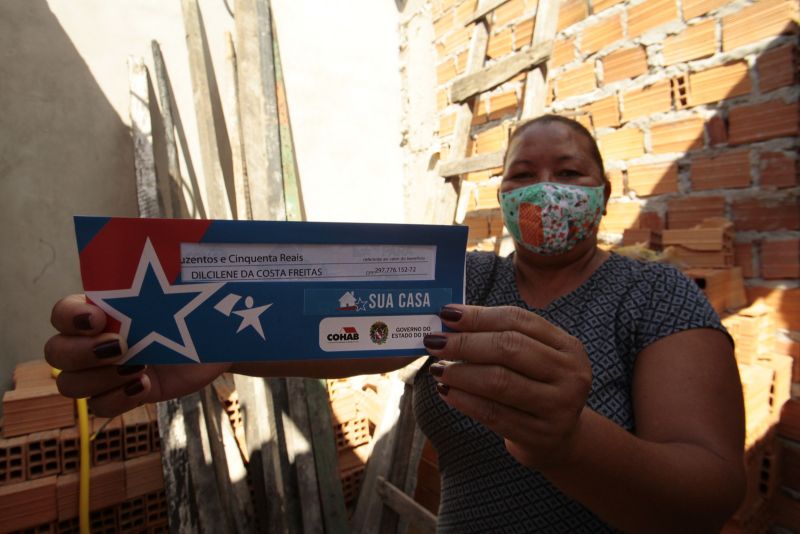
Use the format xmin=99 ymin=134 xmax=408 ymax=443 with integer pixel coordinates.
xmin=603 ymin=175 xmax=612 ymax=215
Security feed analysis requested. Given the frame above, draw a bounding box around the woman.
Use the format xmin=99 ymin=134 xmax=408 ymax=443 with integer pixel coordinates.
xmin=45 ymin=115 xmax=745 ymax=532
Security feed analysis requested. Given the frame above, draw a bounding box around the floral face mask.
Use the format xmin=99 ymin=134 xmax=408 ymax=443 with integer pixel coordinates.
xmin=500 ymin=182 xmax=605 ymax=256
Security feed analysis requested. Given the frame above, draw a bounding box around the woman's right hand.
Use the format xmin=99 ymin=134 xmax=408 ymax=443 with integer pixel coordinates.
xmin=45 ymin=294 xmax=230 ymax=417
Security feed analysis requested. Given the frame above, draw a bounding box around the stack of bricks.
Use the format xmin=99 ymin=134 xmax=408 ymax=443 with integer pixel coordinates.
xmin=0 ymin=360 xmax=166 ymax=533
xmin=327 ymin=375 xmax=389 ymax=507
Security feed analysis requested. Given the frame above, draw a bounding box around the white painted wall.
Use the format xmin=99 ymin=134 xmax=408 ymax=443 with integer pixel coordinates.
xmin=0 ymin=0 xmax=405 ymax=398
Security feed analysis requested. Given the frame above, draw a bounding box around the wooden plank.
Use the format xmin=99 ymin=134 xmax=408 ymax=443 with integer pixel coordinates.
xmin=449 ymin=21 xmax=490 ymax=160
xmin=465 ymin=0 xmax=512 ymax=24
xmin=181 ymin=0 xmax=233 ymax=219
xmin=285 ymin=378 xmax=323 ymax=534
xmin=156 ymin=399 xmax=199 ymax=533
xmin=379 ymin=383 xmax=419 ymax=534
xmin=351 ymin=376 xmax=407 ymax=533
xmin=224 ymin=32 xmax=252 ymax=221
xmin=128 ymin=57 xmax=164 ymax=219
xmin=180 ymin=391 xmax=231 ymax=533
xmin=399 ymin=424 xmax=427 ymax=534
xmin=450 ymin=41 xmax=552 ymax=103
xmin=521 ymin=0 xmax=561 ymax=119
xmin=376 ymin=476 xmax=437 ymax=534
xmin=440 ymin=150 xmax=505 ymax=178
xmin=271 ymin=377 xmax=304 ymax=533
xmin=273 ymin=23 xmax=305 ymax=223
xmin=305 ymin=379 xmax=349 ymax=534
xmin=151 ymin=41 xmax=186 ymax=219
xmin=232 ymin=374 xmax=284 ymax=532
xmin=234 ymin=0 xmax=286 ymax=221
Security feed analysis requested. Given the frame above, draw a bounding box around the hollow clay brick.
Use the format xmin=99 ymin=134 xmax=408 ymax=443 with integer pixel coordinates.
xmin=454 ymin=0 xmax=478 ymax=25
xmin=439 ymin=25 xmax=472 ymax=58
xmin=0 ymin=435 xmax=26 ymax=485
xmin=488 ymin=91 xmax=519 ymax=121
xmin=582 ymin=15 xmax=624 ymax=55
xmin=124 ymin=453 xmax=165 ymax=500
xmin=487 ymin=27 xmax=514 ymax=59
xmin=598 ymin=127 xmax=645 ymax=161
xmin=599 ymin=202 xmax=642 ymax=233
xmin=434 ymin=10 xmax=456 ymax=40
xmin=494 ymin=0 xmax=526 ymax=26
xmin=2 ymin=384 xmax=75 ymax=438
xmin=682 ymin=0 xmax=728 ymax=20
xmin=732 ymin=196 xmax=800 ymax=232
xmin=747 ymin=286 xmax=800 ymax=330
xmin=728 ymin=99 xmax=800 ymax=145
xmin=26 ymin=429 xmax=61 ymax=480
xmin=705 ymin=115 xmax=728 ymax=146
xmin=550 ymin=36 xmax=575 ymax=68
xmin=667 ymin=195 xmax=725 ymax=229
xmin=92 ymin=416 xmax=123 ymax=466
xmin=690 ymin=151 xmax=751 ymax=191
xmin=473 ymin=124 xmax=508 ymax=154
xmin=593 ymin=0 xmax=625 ymax=14
xmin=0 ymin=475 xmax=58 ymax=532
xmin=734 ymin=242 xmax=756 ymax=278
xmin=436 ymin=59 xmax=458 ymax=85
xmin=122 ymin=405 xmax=152 ymax=460
xmin=587 ymin=95 xmax=620 ymax=129
xmin=514 ymin=17 xmax=535 ymax=48
xmin=607 ymin=168 xmax=625 ymax=197
xmin=556 ymin=61 xmax=597 ymax=99
xmin=59 ymin=426 xmax=80 ymax=475
xmin=761 ymin=239 xmax=800 ymax=279
xmin=650 ymin=117 xmax=705 ymax=154
xmin=57 ymin=463 xmax=126 ymax=520
xmin=757 ymin=44 xmax=798 ymax=93
xmin=621 ymin=80 xmax=672 ymax=122
xmin=440 ymin=113 xmax=456 ymax=137
xmin=662 ymin=19 xmax=717 ymax=65
xmin=627 ymin=0 xmax=680 ymax=38
xmin=437 ymin=89 xmax=449 ymax=111
xmin=626 ymin=161 xmax=679 ymax=196
xmin=602 ymin=46 xmax=648 ymax=84
xmin=558 ymin=0 xmax=589 ymax=31
xmin=722 ymin=0 xmax=799 ymax=52
xmin=688 ymin=62 xmax=751 ymax=106
xmin=761 ymin=151 xmax=798 ymax=188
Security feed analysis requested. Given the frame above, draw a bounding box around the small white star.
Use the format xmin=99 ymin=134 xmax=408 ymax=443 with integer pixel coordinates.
xmin=233 ymin=296 xmax=273 ymax=340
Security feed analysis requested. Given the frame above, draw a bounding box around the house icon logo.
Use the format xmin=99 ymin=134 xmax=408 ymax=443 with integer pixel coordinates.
xmin=338 ymin=291 xmax=357 ymax=311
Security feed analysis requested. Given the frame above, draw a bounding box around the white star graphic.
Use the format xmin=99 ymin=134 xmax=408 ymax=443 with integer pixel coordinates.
xmin=355 ymin=298 xmax=368 ymax=312
xmin=87 ymin=238 xmax=224 ymax=363
xmin=232 ymin=296 xmax=272 ymax=340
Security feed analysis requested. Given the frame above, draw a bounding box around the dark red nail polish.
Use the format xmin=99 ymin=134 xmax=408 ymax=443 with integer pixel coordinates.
xmin=94 ymin=340 xmax=121 ymax=359
xmin=436 ymin=383 xmax=450 ymax=396
xmin=73 ymin=313 xmax=92 ymax=331
xmin=124 ymin=379 xmax=145 ymax=397
xmin=429 ymin=363 xmax=445 ymax=377
xmin=117 ymin=365 xmax=145 ymax=376
xmin=439 ymin=306 xmax=462 ymax=322
xmin=423 ymin=334 xmax=447 ymax=350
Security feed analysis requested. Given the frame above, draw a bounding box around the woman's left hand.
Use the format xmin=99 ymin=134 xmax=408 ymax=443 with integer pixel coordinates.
xmin=424 ymin=304 xmax=593 ymax=469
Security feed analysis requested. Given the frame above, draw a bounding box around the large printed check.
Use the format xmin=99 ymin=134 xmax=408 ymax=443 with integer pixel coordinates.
xmin=74 ymin=216 xmax=467 ymax=364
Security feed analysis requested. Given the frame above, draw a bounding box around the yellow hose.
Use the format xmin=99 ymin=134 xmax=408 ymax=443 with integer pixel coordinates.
xmin=52 ymin=367 xmax=90 ymax=534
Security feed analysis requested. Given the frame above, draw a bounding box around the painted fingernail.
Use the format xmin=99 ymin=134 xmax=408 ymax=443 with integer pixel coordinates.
xmin=94 ymin=340 xmax=121 ymax=359
xmin=117 ymin=365 xmax=145 ymax=376
xmin=439 ymin=306 xmax=462 ymax=322
xmin=429 ymin=363 xmax=445 ymax=377
xmin=423 ymin=334 xmax=447 ymax=350
xmin=124 ymin=379 xmax=145 ymax=397
xmin=436 ymin=383 xmax=450 ymax=396
xmin=73 ymin=313 xmax=92 ymax=331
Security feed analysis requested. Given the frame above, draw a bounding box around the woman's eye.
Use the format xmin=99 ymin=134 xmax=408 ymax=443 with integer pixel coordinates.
xmin=555 ymin=169 xmax=581 ymax=178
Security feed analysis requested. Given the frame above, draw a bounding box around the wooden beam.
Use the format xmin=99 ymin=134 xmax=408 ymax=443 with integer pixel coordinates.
xmin=376 ymin=477 xmax=437 ymax=534
xmin=151 ymin=41 xmax=188 ymax=219
xmin=305 ymin=379 xmax=349 ymax=534
xmin=181 ymin=0 xmax=233 ymax=219
xmin=439 ymin=150 xmax=505 ymax=177
xmin=234 ymin=0 xmax=286 ymax=220
xmin=449 ymin=21 xmax=490 ymax=160
xmin=465 ymin=0 xmax=512 ymax=24
xmin=450 ymin=41 xmax=552 ymax=103
xmin=128 ymin=57 xmax=162 ymax=219
xmin=224 ymin=32 xmax=252 ymax=221
xmin=155 ymin=399 xmax=198 ymax=533
xmin=286 ymin=378 xmax=323 ymax=534
xmin=521 ymin=0 xmax=561 ymax=119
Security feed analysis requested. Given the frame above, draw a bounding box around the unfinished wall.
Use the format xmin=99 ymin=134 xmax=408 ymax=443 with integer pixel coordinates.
xmin=413 ymin=0 xmax=799 ymax=524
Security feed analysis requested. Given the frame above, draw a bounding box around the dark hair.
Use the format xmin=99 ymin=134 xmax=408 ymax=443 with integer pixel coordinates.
xmin=505 ymin=114 xmax=606 ymax=179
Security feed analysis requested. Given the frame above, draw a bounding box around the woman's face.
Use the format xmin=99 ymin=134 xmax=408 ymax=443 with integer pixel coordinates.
xmin=500 ymin=121 xmax=606 ymax=193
